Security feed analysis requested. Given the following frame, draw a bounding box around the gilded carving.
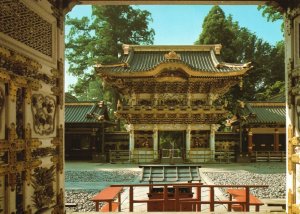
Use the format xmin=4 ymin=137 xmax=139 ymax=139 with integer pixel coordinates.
xmin=52 ymin=188 xmax=64 ymax=214
xmin=31 ymin=165 xmax=55 ymax=213
xmin=0 ymin=46 xmax=55 ymax=87
xmin=32 ymin=147 xmax=57 ymax=158
xmin=51 ymin=125 xmax=63 ymax=174
xmin=0 ymin=123 xmax=41 ymax=191
xmin=0 ymin=0 xmax=53 ymax=56
xmin=16 ymin=88 xmax=25 ymax=139
xmin=135 ymin=131 xmax=153 ymax=149
xmin=51 ymin=60 xmax=64 ymax=108
xmin=31 ymin=94 xmax=56 ymax=135
xmin=297 ymin=99 xmax=300 ymax=132
xmin=0 ymin=88 xmax=4 ymax=117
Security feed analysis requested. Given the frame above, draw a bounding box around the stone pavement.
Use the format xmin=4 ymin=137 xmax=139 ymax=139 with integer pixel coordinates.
xmin=65 ymin=162 xmax=285 ymax=213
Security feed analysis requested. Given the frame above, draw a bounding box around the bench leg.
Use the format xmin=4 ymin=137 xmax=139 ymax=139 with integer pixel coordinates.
xmin=118 ymin=192 xmax=121 ymax=211
xmin=95 ymin=201 xmax=99 ymax=211
xmin=256 ymin=205 xmax=259 ymax=212
xmin=228 ymin=195 xmax=232 ymax=211
xmin=109 ymin=202 xmax=112 ymax=212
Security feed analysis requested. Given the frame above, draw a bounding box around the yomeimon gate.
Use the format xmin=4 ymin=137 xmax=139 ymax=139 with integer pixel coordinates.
xmin=97 ymin=44 xmax=252 ymax=163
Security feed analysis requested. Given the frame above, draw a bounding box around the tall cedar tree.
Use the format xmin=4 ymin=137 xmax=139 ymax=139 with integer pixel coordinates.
xmin=65 ymin=5 xmax=154 ymax=103
xmin=195 ymin=6 xmax=284 ymax=112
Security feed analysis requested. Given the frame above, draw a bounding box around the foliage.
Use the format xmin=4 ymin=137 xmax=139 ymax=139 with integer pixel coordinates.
xmin=257 ymin=5 xmax=284 ymax=31
xmin=256 ymin=81 xmax=285 ymax=101
xmin=65 ymin=5 xmax=154 ymax=107
xmin=31 ymin=165 xmax=55 ymax=213
xmin=257 ymin=5 xmax=283 ymax=22
xmin=195 ymin=6 xmax=285 ymax=112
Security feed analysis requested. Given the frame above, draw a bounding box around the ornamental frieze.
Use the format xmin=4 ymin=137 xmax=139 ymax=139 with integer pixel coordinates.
xmin=31 ymin=94 xmax=56 ymax=135
xmin=0 ymin=46 xmax=56 ymax=86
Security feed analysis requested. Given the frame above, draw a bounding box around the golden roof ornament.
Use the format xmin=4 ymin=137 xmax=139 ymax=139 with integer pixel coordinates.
xmin=164 ymin=51 xmax=181 ymax=60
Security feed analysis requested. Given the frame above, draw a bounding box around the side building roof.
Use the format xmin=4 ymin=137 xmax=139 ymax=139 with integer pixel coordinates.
xmin=65 ymin=100 xmax=112 ymax=126
xmin=240 ymin=102 xmax=285 ymax=126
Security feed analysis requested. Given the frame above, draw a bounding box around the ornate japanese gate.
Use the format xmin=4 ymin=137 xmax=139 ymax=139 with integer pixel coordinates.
xmin=0 ymin=0 xmax=299 ymax=213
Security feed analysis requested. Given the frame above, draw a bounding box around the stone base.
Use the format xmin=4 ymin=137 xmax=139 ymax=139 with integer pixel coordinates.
xmin=92 ymin=154 xmax=106 ymax=162
xmin=237 ymin=154 xmax=251 ymax=163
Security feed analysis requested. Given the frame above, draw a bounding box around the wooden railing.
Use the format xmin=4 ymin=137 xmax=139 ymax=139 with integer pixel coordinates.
xmin=109 ymin=150 xmax=130 ymax=163
xmin=251 ymin=151 xmax=286 ymax=162
xmin=215 ymin=151 xmax=235 ymax=163
xmin=110 ymin=183 xmax=268 ymax=212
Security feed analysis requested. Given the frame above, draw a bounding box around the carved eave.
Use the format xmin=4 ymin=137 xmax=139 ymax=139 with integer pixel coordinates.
xmin=97 ymin=62 xmax=251 ymax=78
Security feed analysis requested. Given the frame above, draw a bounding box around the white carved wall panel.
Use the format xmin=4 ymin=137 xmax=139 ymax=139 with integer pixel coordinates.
xmin=0 ymin=0 xmax=64 ymax=213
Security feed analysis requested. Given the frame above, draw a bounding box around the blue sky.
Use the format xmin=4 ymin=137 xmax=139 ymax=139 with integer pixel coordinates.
xmin=65 ymin=5 xmax=283 ymax=91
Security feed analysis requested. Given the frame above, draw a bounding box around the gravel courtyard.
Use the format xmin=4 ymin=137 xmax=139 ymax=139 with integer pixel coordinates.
xmin=65 ymin=162 xmax=285 ymax=212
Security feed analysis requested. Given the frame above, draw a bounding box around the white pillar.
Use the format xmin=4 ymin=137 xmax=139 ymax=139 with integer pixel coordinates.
xmin=131 ymin=93 xmax=136 ymax=106
xmin=153 ymin=125 xmax=158 ymax=159
xmin=187 ymin=93 xmax=191 ymax=106
xmin=127 ymin=124 xmax=135 ymax=161
xmin=186 ymin=125 xmax=191 ymax=159
xmin=154 ymin=94 xmax=158 ymax=106
xmin=210 ymin=124 xmax=216 ymax=160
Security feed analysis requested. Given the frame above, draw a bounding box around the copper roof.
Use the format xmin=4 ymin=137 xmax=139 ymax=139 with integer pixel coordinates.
xmin=96 ymin=44 xmax=252 ymax=76
xmin=240 ymin=102 xmax=286 ymax=125
xmin=65 ymin=102 xmax=109 ymax=124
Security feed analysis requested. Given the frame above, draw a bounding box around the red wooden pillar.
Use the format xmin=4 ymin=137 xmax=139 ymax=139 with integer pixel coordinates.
xmin=163 ymin=185 xmax=168 ymax=212
xmin=175 ymin=186 xmax=179 ymax=211
xmin=274 ymin=128 xmax=279 ymax=151
xmin=129 ymin=186 xmax=133 ymax=212
xmin=247 ymin=128 xmax=253 ymax=154
xmin=209 ymin=186 xmax=214 ymax=212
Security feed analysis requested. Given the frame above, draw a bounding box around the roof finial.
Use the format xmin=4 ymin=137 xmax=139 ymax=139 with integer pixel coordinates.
xmin=123 ymin=44 xmax=130 ymax=55
xmin=164 ymin=51 xmax=181 ymax=60
xmin=214 ymin=44 xmax=222 ymax=55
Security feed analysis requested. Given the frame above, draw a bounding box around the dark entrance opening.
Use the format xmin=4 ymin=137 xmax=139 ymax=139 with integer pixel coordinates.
xmin=158 ymin=131 xmax=185 ymax=163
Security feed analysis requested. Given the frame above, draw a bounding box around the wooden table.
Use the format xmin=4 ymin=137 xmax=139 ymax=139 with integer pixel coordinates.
xmin=227 ymin=189 xmax=264 ymax=212
xmin=91 ymin=186 xmax=123 ymax=212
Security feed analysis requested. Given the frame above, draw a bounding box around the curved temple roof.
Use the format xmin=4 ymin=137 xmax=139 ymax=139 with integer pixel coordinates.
xmin=96 ymin=44 xmax=252 ymax=77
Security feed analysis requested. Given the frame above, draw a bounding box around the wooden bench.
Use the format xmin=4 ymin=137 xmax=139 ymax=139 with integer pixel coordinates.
xmin=65 ymin=202 xmax=77 ymax=208
xmin=91 ymin=186 xmax=123 ymax=212
xmin=227 ymin=189 xmax=264 ymax=212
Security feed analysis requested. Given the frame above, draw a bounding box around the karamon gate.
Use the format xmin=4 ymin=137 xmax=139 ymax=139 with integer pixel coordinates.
xmin=0 ymin=0 xmax=300 ymax=213
xmin=97 ymin=44 xmax=251 ymax=163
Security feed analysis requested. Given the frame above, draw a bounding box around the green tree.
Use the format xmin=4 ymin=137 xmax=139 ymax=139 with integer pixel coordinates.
xmin=196 ymin=6 xmax=284 ymax=111
xmin=65 ymin=5 xmax=155 ymax=102
xmin=195 ymin=6 xmax=237 ymax=62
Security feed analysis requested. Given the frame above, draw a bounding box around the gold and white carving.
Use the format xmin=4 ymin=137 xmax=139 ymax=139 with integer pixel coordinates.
xmin=294 ymin=16 xmax=300 ymax=66
xmin=0 ymin=85 xmax=4 ymax=138
xmin=31 ymin=94 xmax=56 ymax=135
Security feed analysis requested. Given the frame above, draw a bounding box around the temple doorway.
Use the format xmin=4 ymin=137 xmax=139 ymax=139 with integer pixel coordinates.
xmin=158 ymin=131 xmax=185 ymax=163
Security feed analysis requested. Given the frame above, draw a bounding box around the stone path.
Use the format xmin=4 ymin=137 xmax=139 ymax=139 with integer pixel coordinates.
xmin=65 ymin=162 xmax=286 ymax=213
